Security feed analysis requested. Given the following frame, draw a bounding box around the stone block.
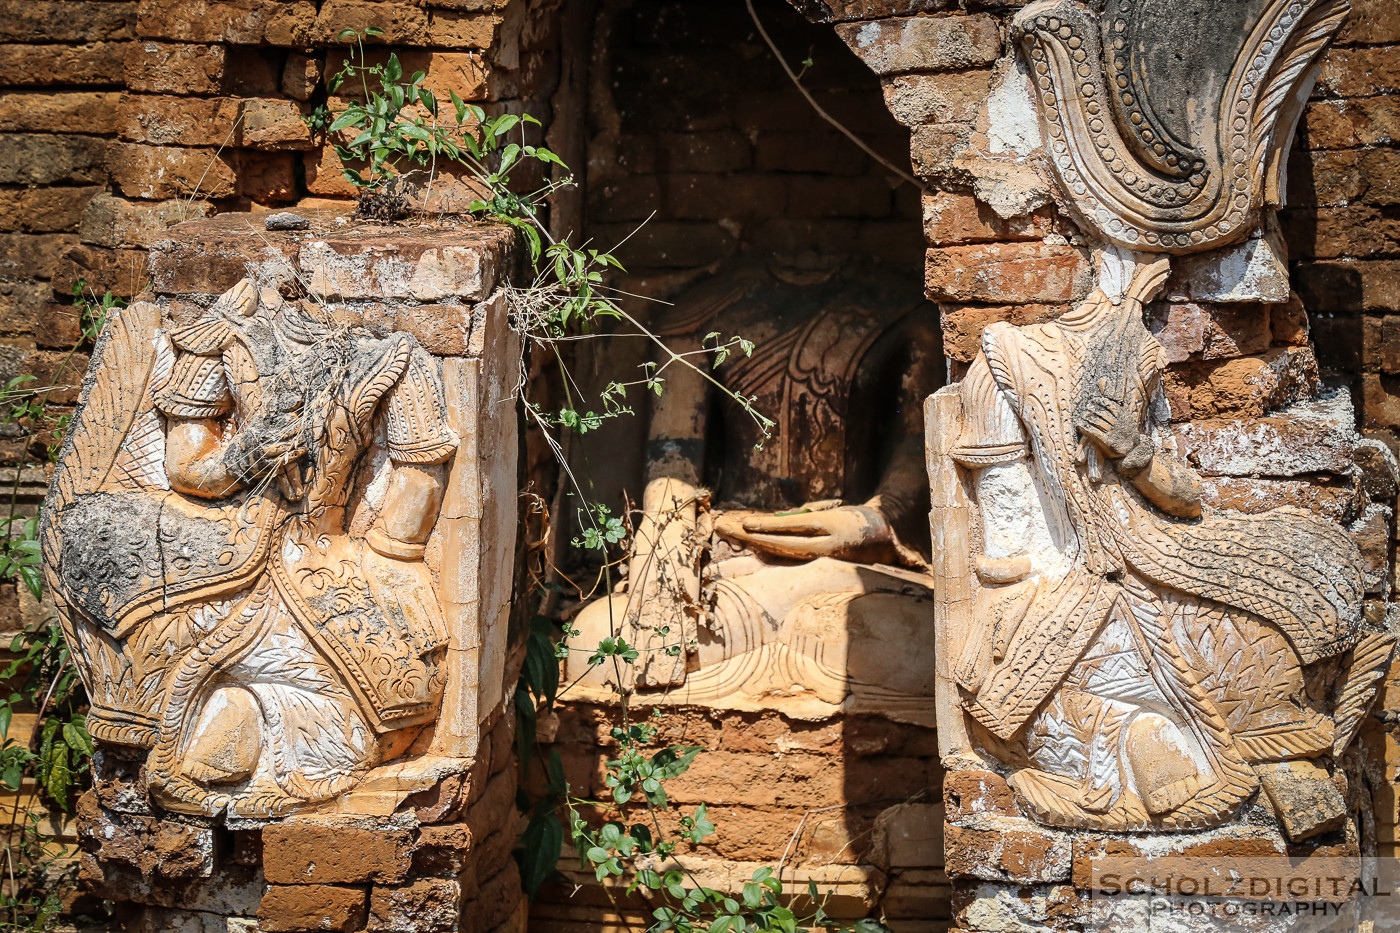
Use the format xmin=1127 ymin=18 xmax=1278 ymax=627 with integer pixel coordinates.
xmin=1172 ymin=347 xmax=1320 ymax=419
xmin=1259 ymin=760 xmax=1348 ymax=843
xmin=0 ymin=1 xmax=135 ymax=42
xmin=314 ymin=0 xmax=430 ymax=45
xmin=922 ymin=191 xmax=1048 ymax=246
xmin=240 ymin=98 xmax=314 ymax=150
xmin=0 ymin=43 xmax=126 ymax=86
xmin=871 ymin=802 xmax=944 ymax=869
xmin=412 ymin=823 xmax=474 ymax=877
xmin=1316 ymin=45 xmax=1400 ymax=98
xmin=239 ymin=151 xmax=298 ymax=202
xmin=283 ymin=52 xmax=322 ymax=102
xmin=369 ymin=878 xmax=463 ymax=932
xmin=882 ymin=70 xmax=992 ymax=127
xmin=1302 ymin=95 xmax=1400 ymax=150
xmin=943 ymin=770 xmax=1020 ymax=821
xmin=1297 ymin=260 xmax=1400 ymax=314
xmin=259 ymin=884 xmax=368 ymax=933
xmin=925 ymin=242 xmax=1093 ymax=304
xmin=1173 ymin=391 xmax=1358 ymax=477
xmin=0 ymin=91 xmax=123 ymax=133
xmin=135 ymin=0 xmax=317 ymax=45
xmin=125 ymin=41 xmax=227 ymax=95
xmin=943 ymin=820 xmax=1071 ymax=884
xmin=262 ymin=817 xmax=415 ymax=885
xmin=835 ymin=15 xmax=1002 ymax=76
xmin=0 ymin=186 xmax=100 ymax=234
xmin=117 ymin=94 xmax=242 ymax=146
xmin=1147 ymin=300 xmax=1272 ymax=363
xmin=1164 ymin=232 xmax=1292 ymax=303
xmin=1338 ymin=0 xmax=1400 ymax=44
xmin=787 ymin=0 xmax=950 ymax=22
xmin=1200 ymin=476 xmax=1355 ymax=523
xmin=52 ymin=245 xmax=149 ymax=299
xmin=428 ymin=10 xmax=505 ymax=48
xmin=80 ymin=194 xmax=216 ymax=250
xmin=0 ymin=234 xmax=79 ymax=280
xmin=0 ymin=134 xmax=107 ymax=185
xmin=107 ymin=143 xmax=237 ymax=200
xmin=938 ymin=302 xmax=1067 ymax=362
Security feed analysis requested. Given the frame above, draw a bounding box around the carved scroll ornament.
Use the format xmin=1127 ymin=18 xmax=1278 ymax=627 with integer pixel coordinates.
xmin=42 ymin=281 xmax=463 ymax=819
xmin=1012 ymin=0 xmax=1349 ymax=253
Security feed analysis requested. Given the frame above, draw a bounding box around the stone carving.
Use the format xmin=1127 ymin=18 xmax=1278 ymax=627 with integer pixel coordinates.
xmin=923 ymin=0 xmax=1387 ymax=839
xmin=566 ymin=264 xmax=943 ymax=722
xmin=929 ymin=250 xmax=1394 ymax=835
xmin=1012 ymin=0 xmax=1349 ymax=254
xmin=42 ymin=280 xmax=463 ymax=819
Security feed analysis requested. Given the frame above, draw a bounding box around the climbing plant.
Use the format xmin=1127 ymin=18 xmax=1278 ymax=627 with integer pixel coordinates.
xmin=315 ymin=29 xmax=888 ymax=933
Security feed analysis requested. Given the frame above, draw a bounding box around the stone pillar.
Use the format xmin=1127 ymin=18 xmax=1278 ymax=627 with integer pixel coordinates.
xmin=43 ymin=210 xmax=526 ymax=933
xmin=918 ymin=0 xmax=1397 ymax=929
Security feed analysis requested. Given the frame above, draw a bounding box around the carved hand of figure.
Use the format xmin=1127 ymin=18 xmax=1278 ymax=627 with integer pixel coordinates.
xmin=1075 ymin=384 xmax=1153 ymax=474
xmin=715 ymin=502 xmax=897 ymax=563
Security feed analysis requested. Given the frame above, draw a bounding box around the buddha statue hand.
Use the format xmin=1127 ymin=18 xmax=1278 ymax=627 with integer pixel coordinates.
xmin=715 ymin=501 xmax=897 ymax=564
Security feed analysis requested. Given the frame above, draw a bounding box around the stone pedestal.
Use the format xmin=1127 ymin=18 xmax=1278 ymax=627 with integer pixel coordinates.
xmin=46 ymin=211 xmax=526 ymax=933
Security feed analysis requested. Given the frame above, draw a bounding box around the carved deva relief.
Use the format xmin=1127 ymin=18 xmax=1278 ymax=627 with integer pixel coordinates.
xmin=927 ymin=0 xmax=1395 ymax=836
xmin=41 ymin=281 xmax=462 ymax=819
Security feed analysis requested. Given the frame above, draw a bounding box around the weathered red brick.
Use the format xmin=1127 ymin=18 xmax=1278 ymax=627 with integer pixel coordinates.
xmin=107 ymin=142 xmax=237 ymax=199
xmin=1302 ymin=95 xmax=1400 ymax=149
xmin=882 ymin=70 xmax=993 ymax=127
xmin=259 ymin=884 xmax=367 ymax=933
xmin=1317 ymin=45 xmax=1400 ymax=98
xmin=944 ymin=821 xmax=1071 ymax=884
xmin=262 ymin=818 xmax=415 ymax=885
xmin=240 ymin=99 xmax=314 ymax=150
xmin=117 ymin=94 xmax=241 ymax=146
xmin=922 ymin=191 xmax=1049 ymax=245
xmin=925 ymin=242 xmax=1092 ymax=304
xmin=135 ymin=0 xmax=317 ymax=45
xmin=0 ymin=43 xmax=126 ymax=86
xmin=124 ymin=41 xmax=226 ymax=95
xmin=0 ymin=187 xmax=100 ymax=234
xmin=0 ymin=91 xmax=122 ymax=134
xmin=0 ymin=2 xmax=134 ymax=42
xmin=369 ymin=878 xmax=462 ymax=932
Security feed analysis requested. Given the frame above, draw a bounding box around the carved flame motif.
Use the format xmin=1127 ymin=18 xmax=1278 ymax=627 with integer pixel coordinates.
xmin=1012 ymin=0 xmax=1349 ymax=253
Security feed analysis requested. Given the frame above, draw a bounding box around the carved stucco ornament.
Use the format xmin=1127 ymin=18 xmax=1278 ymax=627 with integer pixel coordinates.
xmin=1012 ymin=0 xmax=1349 ymax=254
xmin=42 ymin=282 xmax=475 ymax=819
xmin=927 ymin=0 xmax=1393 ymax=837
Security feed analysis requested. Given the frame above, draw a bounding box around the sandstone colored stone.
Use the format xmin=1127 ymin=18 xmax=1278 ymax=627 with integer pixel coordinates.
xmin=944 ymin=820 xmax=1071 ymax=884
xmin=1259 ymin=760 xmax=1348 ymax=843
xmin=107 ymin=142 xmax=237 ymax=199
xmin=1283 ymin=205 xmax=1400 ymax=260
xmin=135 ymin=0 xmax=317 ymax=45
xmin=240 ymin=98 xmax=313 ymax=150
xmin=0 ymin=91 xmax=122 ymax=133
xmin=925 ymin=243 xmax=1093 ymax=304
xmin=1303 ymin=95 xmax=1400 ymax=149
xmin=1200 ymin=476 xmax=1355 ymax=523
xmin=1298 ymin=260 xmax=1400 ymax=314
xmin=117 ymin=94 xmax=242 ymax=146
xmin=0 ymin=186 xmax=100 ymax=234
xmin=239 ymin=151 xmax=298 ymax=202
xmin=429 ymin=10 xmax=505 ymax=49
xmin=938 ymin=302 xmax=1068 ymax=362
xmin=259 ymin=884 xmax=367 ymax=933
xmin=125 ymin=41 xmax=226 ymax=95
xmin=871 ymin=803 xmax=943 ymax=869
xmin=0 ymin=43 xmax=126 ymax=86
xmin=1338 ymin=0 xmax=1400 ymax=44
xmin=80 ymin=194 xmax=216 ymax=250
xmin=412 ymin=823 xmax=474 ymax=877
xmin=835 ymin=15 xmax=1002 ymax=76
xmin=262 ymin=818 xmax=415 ymax=885
xmin=314 ymin=0 xmax=430 ymax=45
xmin=1317 ymin=45 xmax=1400 ymax=98
xmin=283 ymin=52 xmax=323 ymax=102
xmin=882 ymin=70 xmax=993 ymax=127
xmin=0 ymin=134 xmax=108 ymax=185
xmin=1173 ymin=348 xmax=1320 ymax=419
xmin=369 ymin=878 xmax=462 ymax=932
xmin=1147 ymin=301 xmax=1272 ymax=363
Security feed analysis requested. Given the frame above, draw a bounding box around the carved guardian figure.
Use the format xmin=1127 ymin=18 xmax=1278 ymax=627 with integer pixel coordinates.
xmin=42 ymin=281 xmax=459 ymax=818
xmin=928 ymin=0 xmax=1393 ymax=837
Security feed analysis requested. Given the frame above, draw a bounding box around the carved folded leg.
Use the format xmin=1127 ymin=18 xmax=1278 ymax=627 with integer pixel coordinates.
xmin=1126 ymin=713 xmax=1202 ymax=816
xmin=181 ymin=686 xmax=261 ymax=785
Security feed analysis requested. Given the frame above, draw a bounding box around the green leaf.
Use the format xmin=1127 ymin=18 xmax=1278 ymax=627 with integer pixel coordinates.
xmin=336 ymin=27 xmax=356 ymax=41
xmin=516 ymin=808 xmax=564 ymax=900
xmin=651 ymin=745 xmax=703 ymax=780
xmin=328 ymin=109 xmax=364 ymax=133
xmin=493 ymin=113 xmax=521 ymax=137
xmin=364 ymin=25 xmax=385 ymax=36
